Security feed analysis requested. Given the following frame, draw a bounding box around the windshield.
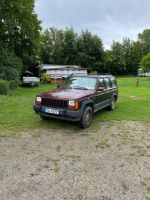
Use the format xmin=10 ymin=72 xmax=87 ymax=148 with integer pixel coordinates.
xmin=63 ymin=77 xmax=97 ymax=90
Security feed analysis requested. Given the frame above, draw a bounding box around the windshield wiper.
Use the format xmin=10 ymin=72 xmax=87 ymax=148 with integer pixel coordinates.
xmin=73 ymin=86 xmax=88 ymax=90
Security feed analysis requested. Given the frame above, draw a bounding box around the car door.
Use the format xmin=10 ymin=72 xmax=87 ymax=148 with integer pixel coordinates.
xmin=94 ymin=78 xmax=108 ymax=112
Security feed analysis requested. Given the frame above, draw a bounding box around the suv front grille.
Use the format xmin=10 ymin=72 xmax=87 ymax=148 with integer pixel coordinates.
xmin=42 ymin=98 xmax=68 ymax=108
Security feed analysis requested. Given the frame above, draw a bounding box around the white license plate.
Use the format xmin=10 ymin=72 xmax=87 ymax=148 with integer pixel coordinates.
xmin=42 ymin=107 xmax=59 ymax=115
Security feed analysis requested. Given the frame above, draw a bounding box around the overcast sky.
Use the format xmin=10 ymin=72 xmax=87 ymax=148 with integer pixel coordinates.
xmin=35 ymin=0 xmax=150 ymax=49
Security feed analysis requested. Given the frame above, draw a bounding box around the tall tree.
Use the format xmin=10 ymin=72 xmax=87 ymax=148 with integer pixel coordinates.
xmin=108 ymin=41 xmax=126 ymax=75
xmin=138 ymin=29 xmax=150 ymax=55
xmin=122 ymin=38 xmax=140 ymax=74
xmin=41 ymin=28 xmax=65 ymax=64
xmin=41 ymin=27 xmax=78 ymax=65
xmin=63 ymin=27 xmax=78 ymax=65
xmin=76 ymin=30 xmax=104 ymax=72
xmin=0 ymin=0 xmax=41 ymax=70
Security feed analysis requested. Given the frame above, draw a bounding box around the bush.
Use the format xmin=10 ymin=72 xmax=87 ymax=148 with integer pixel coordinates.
xmin=40 ymin=73 xmax=50 ymax=83
xmin=0 ymin=48 xmax=23 ymax=89
xmin=0 ymin=79 xmax=9 ymax=95
xmin=140 ymin=52 xmax=150 ymax=72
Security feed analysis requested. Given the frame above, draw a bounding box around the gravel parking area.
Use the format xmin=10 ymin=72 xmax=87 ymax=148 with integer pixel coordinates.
xmin=0 ymin=121 xmax=150 ymax=200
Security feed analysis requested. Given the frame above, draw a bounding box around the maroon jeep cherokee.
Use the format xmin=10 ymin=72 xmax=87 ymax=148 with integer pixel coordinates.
xmin=34 ymin=75 xmax=118 ymax=128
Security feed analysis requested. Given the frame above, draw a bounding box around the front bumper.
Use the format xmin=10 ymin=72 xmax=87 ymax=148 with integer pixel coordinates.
xmin=33 ymin=105 xmax=82 ymax=122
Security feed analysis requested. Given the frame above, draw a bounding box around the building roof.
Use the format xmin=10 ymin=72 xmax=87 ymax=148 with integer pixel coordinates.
xmin=72 ymin=75 xmax=115 ymax=78
xmin=37 ymin=65 xmax=85 ymax=71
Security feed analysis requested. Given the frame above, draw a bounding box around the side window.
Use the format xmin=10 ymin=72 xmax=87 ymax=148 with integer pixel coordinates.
xmin=111 ymin=77 xmax=117 ymax=88
xmin=104 ymin=78 xmax=112 ymax=89
xmin=98 ymin=78 xmax=105 ymax=87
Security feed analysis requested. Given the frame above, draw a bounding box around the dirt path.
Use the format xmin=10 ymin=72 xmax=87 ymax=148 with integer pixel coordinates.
xmin=0 ymin=121 xmax=150 ymax=200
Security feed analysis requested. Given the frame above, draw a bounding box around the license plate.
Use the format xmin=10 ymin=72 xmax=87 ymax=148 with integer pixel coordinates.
xmin=42 ymin=107 xmax=59 ymax=115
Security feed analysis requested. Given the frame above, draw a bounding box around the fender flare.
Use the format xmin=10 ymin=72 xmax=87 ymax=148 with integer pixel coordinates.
xmin=80 ymin=99 xmax=94 ymax=116
xmin=111 ymin=92 xmax=118 ymax=101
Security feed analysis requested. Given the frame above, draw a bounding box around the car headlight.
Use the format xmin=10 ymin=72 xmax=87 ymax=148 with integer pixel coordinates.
xmin=36 ymin=96 xmax=42 ymax=102
xmin=68 ymin=100 xmax=79 ymax=110
xmin=68 ymin=100 xmax=75 ymax=106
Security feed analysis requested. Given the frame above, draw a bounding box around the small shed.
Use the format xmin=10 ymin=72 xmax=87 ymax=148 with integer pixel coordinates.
xmin=37 ymin=65 xmax=87 ymax=80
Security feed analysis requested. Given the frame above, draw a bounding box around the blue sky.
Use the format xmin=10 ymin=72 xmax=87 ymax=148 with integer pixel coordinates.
xmin=35 ymin=0 xmax=150 ymax=49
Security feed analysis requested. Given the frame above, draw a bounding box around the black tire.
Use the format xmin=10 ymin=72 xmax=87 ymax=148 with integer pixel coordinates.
xmin=31 ymin=82 xmax=35 ymax=87
xmin=79 ymin=106 xmax=93 ymax=128
xmin=108 ymin=97 xmax=116 ymax=111
xmin=40 ymin=115 xmax=49 ymax=120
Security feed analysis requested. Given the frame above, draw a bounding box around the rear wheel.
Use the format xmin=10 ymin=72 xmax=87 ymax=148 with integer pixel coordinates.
xmin=108 ymin=97 xmax=116 ymax=111
xmin=79 ymin=106 xmax=93 ymax=128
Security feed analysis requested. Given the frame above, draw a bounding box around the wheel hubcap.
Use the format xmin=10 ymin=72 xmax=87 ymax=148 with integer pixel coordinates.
xmin=112 ymin=99 xmax=115 ymax=109
xmin=86 ymin=112 xmax=90 ymax=121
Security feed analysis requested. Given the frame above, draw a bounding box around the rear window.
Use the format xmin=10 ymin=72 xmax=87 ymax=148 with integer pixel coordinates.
xmin=104 ymin=78 xmax=112 ymax=89
xmin=110 ymin=77 xmax=117 ymax=88
xmin=98 ymin=78 xmax=105 ymax=87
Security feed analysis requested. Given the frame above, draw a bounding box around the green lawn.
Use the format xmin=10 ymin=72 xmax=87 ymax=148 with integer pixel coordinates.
xmin=0 ymin=77 xmax=150 ymax=133
xmin=95 ymin=77 xmax=150 ymax=121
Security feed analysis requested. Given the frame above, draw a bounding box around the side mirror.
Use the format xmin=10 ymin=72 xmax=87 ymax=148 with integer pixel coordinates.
xmin=97 ymin=87 xmax=105 ymax=91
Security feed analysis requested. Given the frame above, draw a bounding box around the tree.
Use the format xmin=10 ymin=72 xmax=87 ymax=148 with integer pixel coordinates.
xmin=41 ymin=28 xmax=105 ymax=72
xmin=41 ymin=28 xmax=64 ymax=64
xmin=121 ymin=38 xmax=142 ymax=75
xmin=41 ymin=27 xmax=78 ymax=65
xmin=76 ymin=30 xmax=104 ymax=72
xmin=105 ymin=41 xmax=126 ymax=75
xmin=0 ymin=0 xmax=41 ymax=70
xmin=138 ymin=29 xmax=150 ymax=55
xmin=140 ymin=52 xmax=150 ymax=72
xmin=63 ymin=27 xmax=78 ymax=65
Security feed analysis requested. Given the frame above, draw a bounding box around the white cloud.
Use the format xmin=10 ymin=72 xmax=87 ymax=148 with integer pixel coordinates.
xmin=35 ymin=0 xmax=150 ymax=48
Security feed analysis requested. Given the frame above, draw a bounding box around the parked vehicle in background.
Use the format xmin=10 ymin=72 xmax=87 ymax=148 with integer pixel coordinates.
xmin=138 ymin=68 xmax=150 ymax=77
xmin=34 ymin=75 xmax=118 ymax=128
xmin=22 ymin=71 xmax=40 ymax=86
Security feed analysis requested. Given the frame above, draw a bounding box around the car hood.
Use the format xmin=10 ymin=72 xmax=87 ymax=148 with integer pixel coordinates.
xmin=40 ymin=88 xmax=95 ymax=100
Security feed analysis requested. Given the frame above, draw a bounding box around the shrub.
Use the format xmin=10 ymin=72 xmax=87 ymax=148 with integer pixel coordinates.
xmin=0 ymin=48 xmax=23 ymax=89
xmin=140 ymin=52 xmax=150 ymax=72
xmin=0 ymin=79 xmax=9 ymax=95
xmin=40 ymin=73 xmax=50 ymax=83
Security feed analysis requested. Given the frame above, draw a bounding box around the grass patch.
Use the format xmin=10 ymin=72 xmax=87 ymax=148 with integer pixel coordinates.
xmin=95 ymin=77 xmax=150 ymax=121
xmin=0 ymin=84 xmax=77 ymax=134
xmin=0 ymin=77 xmax=150 ymax=135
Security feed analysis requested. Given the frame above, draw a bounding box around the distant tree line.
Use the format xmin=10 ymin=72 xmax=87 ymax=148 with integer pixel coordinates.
xmin=40 ymin=28 xmax=104 ymax=73
xmin=0 ymin=0 xmax=150 ymax=93
xmin=40 ymin=28 xmax=150 ymax=75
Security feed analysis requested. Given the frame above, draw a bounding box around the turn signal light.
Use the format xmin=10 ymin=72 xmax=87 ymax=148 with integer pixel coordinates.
xmin=68 ymin=100 xmax=79 ymax=110
xmin=35 ymin=101 xmax=41 ymax=106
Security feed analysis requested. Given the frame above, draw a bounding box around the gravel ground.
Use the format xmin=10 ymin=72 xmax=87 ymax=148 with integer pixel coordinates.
xmin=0 ymin=120 xmax=150 ymax=200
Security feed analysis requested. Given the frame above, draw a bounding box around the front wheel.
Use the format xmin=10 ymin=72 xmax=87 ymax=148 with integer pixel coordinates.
xmin=40 ymin=115 xmax=49 ymax=120
xmin=79 ymin=106 xmax=93 ymax=128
